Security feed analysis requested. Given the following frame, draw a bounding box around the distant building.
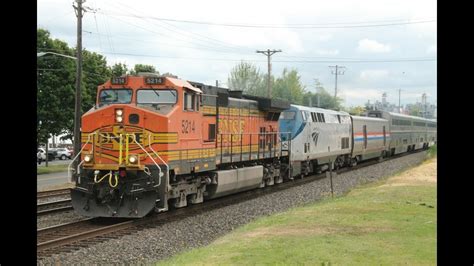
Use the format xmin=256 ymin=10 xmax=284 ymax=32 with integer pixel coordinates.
xmin=365 ymin=92 xmax=436 ymax=118
xmin=405 ymin=102 xmax=437 ymax=119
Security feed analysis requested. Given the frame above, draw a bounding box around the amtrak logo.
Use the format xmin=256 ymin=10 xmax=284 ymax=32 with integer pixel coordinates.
xmin=311 ymin=131 xmax=319 ymax=146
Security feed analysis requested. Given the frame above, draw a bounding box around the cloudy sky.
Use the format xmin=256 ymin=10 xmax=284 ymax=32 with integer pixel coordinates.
xmin=37 ymin=0 xmax=436 ymax=107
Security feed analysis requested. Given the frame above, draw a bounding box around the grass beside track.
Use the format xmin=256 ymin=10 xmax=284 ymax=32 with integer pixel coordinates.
xmin=37 ymin=164 xmax=69 ymax=175
xmin=158 ymin=158 xmax=437 ymax=265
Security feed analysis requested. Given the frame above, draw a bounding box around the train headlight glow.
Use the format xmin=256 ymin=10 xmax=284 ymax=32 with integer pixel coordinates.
xmin=115 ymin=109 xmax=124 ymax=123
xmin=128 ymin=155 xmax=138 ymax=164
xmin=84 ymin=154 xmax=93 ymax=163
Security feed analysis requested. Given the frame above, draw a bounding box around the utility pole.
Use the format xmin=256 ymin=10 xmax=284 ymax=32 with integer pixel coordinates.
xmin=73 ymin=0 xmax=85 ymax=178
xmin=256 ymin=49 xmax=282 ymax=98
xmin=422 ymin=93 xmax=427 ymax=118
xmin=216 ymin=80 xmax=218 ymax=88
xmin=398 ymin=89 xmax=401 ymax=113
xmin=329 ymin=65 xmax=345 ymax=98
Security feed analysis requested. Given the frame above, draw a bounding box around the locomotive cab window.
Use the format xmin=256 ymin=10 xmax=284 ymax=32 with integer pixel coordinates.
xmin=301 ymin=111 xmax=308 ymax=121
xmin=137 ymin=89 xmax=177 ymax=105
xmin=280 ymin=111 xmax=296 ymax=120
xmin=184 ymin=92 xmax=196 ymax=111
xmin=98 ymin=89 xmax=132 ymax=106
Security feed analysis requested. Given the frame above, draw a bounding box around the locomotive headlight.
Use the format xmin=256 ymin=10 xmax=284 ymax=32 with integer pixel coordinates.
xmin=84 ymin=154 xmax=93 ymax=163
xmin=128 ymin=154 xmax=138 ymax=164
xmin=115 ymin=109 xmax=123 ymax=123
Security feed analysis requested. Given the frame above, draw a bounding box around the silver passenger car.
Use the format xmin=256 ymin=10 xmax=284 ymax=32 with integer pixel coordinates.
xmin=366 ymin=110 xmax=437 ymax=155
xmin=351 ymin=115 xmax=389 ymax=165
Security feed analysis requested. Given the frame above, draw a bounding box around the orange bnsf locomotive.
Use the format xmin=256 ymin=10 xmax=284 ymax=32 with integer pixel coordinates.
xmin=71 ymin=74 xmax=290 ymax=218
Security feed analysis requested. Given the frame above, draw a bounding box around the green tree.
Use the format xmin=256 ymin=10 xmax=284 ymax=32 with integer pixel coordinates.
xmin=161 ymin=72 xmax=178 ymax=78
xmin=409 ymin=105 xmax=421 ymax=116
xmin=303 ymin=79 xmax=343 ymax=110
xmin=37 ymin=28 xmax=76 ymax=145
xmin=272 ymin=68 xmax=305 ymax=104
xmin=110 ymin=62 xmax=128 ymax=76
xmin=37 ymin=28 xmax=111 ymax=142
xmin=130 ymin=64 xmax=158 ymax=74
xmin=227 ymin=61 xmax=265 ymax=96
xmin=345 ymin=106 xmax=366 ymax=115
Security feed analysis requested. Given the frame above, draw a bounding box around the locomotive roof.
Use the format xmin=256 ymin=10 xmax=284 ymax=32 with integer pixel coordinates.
xmin=368 ymin=110 xmax=436 ymax=124
xmin=291 ymin=104 xmax=350 ymax=116
xmin=386 ymin=111 xmax=436 ymax=123
xmin=166 ymin=77 xmax=202 ymax=94
xmin=351 ymin=115 xmax=388 ymax=122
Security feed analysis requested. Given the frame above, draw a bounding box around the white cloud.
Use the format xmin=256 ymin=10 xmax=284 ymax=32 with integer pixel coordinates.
xmin=357 ymin=39 xmax=391 ymax=53
xmin=426 ymin=44 xmax=437 ymax=54
xmin=359 ymin=70 xmax=389 ymax=80
xmin=340 ymin=88 xmax=381 ymax=100
xmin=38 ymin=0 xmax=437 ymax=108
xmin=315 ymin=49 xmax=339 ymax=56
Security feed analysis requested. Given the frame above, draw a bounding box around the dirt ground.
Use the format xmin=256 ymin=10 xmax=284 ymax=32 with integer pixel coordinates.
xmin=381 ymin=158 xmax=437 ymax=187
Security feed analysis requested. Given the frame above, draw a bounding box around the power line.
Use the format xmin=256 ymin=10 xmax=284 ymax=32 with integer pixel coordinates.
xmin=104 ymin=13 xmax=244 ymax=54
xmin=38 ymin=48 xmax=437 ymax=63
xmin=105 ymin=0 xmax=250 ymax=52
xmin=97 ymin=11 xmax=435 ymax=29
xmin=82 ymin=30 xmax=254 ymax=56
xmin=99 ymin=0 xmax=249 ymax=54
xmin=37 ymin=68 xmax=106 ymax=77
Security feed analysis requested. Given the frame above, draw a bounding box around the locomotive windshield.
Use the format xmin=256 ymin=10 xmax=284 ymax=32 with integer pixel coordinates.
xmin=98 ymin=89 xmax=132 ymax=106
xmin=137 ymin=89 xmax=177 ymax=104
xmin=280 ymin=111 xmax=296 ymax=120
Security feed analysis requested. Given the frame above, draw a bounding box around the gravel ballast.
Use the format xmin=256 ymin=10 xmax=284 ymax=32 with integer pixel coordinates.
xmin=37 ymin=210 xmax=86 ymax=230
xmin=38 ymin=151 xmax=428 ymax=264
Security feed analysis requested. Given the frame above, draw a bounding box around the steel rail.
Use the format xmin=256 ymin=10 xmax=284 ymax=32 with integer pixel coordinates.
xmin=37 ymin=149 xmax=426 ymax=258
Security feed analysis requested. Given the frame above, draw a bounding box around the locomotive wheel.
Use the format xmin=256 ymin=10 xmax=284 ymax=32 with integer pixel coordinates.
xmin=350 ymin=158 xmax=357 ymax=167
xmin=378 ymin=152 xmax=384 ymax=162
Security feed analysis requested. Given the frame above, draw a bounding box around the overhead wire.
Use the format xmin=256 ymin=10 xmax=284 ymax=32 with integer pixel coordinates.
xmin=99 ymin=0 xmax=247 ymax=54
xmin=103 ymin=0 xmax=250 ymax=53
xmin=97 ymin=11 xmax=436 ymax=29
xmin=38 ymin=47 xmax=436 ymax=64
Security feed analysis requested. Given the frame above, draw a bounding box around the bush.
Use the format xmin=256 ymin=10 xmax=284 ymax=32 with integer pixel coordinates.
xmin=427 ymin=144 xmax=437 ymax=159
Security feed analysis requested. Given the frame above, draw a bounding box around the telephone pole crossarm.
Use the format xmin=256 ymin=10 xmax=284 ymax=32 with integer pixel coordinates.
xmin=256 ymin=49 xmax=282 ymax=98
xmin=329 ymin=65 xmax=345 ymax=98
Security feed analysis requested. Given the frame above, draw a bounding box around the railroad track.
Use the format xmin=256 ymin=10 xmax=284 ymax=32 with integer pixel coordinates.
xmin=37 ymin=150 xmax=426 ymax=259
xmin=37 ymin=188 xmax=71 ymax=199
xmin=37 ymin=199 xmax=73 ymax=216
xmin=37 ymin=188 xmax=73 ymax=216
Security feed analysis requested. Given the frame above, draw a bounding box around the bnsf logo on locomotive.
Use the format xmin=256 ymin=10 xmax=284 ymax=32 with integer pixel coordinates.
xmin=84 ymin=125 xmax=178 ymax=151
